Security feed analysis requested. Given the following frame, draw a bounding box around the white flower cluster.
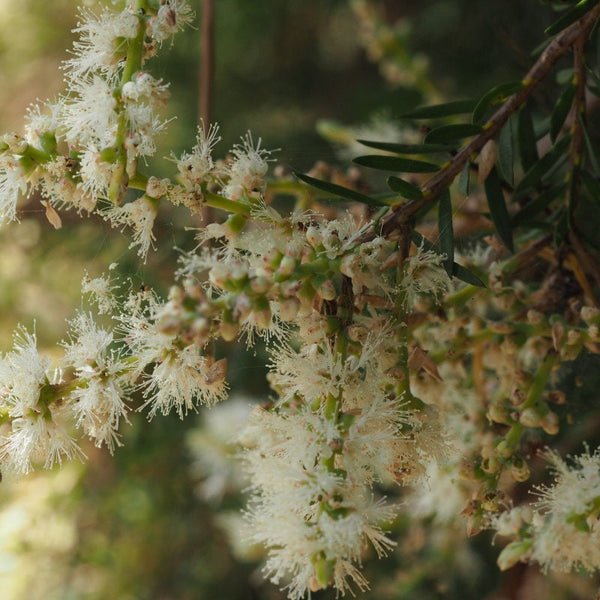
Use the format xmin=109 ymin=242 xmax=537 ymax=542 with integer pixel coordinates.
xmin=493 ymin=447 xmax=600 ymax=574
xmin=242 ymin=333 xmax=443 ymax=599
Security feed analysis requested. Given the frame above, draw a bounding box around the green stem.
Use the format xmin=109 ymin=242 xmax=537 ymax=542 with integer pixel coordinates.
xmin=203 ymin=191 xmax=251 ymax=215
xmin=109 ymin=1 xmax=147 ymax=204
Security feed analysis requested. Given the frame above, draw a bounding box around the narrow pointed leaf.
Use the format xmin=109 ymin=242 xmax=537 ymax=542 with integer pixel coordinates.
xmin=484 ymin=167 xmax=514 ymax=251
xmin=515 ymin=134 xmax=571 ymax=194
xmin=459 ymin=160 xmax=470 ymax=195
xmin=472 ymin=81 xmax=524 ymax=124
xmin=518 ymin=105 xmax=539 ymax=171
xmin=411 ymin=231 xmax=486 ymax=287
xmin=293 ymin=171 xmax=389 ymax=207
xmin=581 ymin=170 xmax=600 ymax=206
xmin=387 ymin=176 xmax=423 ymax=200
xmin=357 ymin=140 xmax=452 ymax=154
xmin=453 ymin=263 xmax=486 ymax=287
xmin=498 ymin=117 xmax=515 ymax=185
xmin=511 ymin=185 xmax=565 ymax=225
xmin=353 ymin=155 xmax=440 ymax=173
xmin=425 ymin=123 xmax=483 ymax=144
xmin=550 ymin=83 xmax=577 ymax=142
xmin=400 ymin=100 xmax=477 ymax=119
xmin=438 ymin=190 xmax=454 ymax=276
xmin=581 ymin=117 xmax=600 ymax=175
xmin=545 ymin=0 xmax=598 ymax=36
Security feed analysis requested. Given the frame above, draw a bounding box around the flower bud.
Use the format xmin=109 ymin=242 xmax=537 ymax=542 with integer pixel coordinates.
xmin=497 ymin=540 xmax=532 ymax=571
xmin=581 ymin=306 xmax=600 ymax=324
xmin=510 ymin=456 xmax=530 ymax=482
xmin=317 ymin=280 xmax=336 ymax=301
xmin=277 ymin=255 xmax=296 ymax=277
xmin=540 ymin=411 xmax=559 ymax=435
xmin=278 ymin=297 xmax=300 ymax=322
xmin=519 ymin=407 xmax=543 ymax=428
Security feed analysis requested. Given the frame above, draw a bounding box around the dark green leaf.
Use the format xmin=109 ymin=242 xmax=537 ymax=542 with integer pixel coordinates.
xmin=472 ymin=82 xmax=524 ymax=124
xmin=293 ymin=171 xmax=389 ymax=207
xmin=581 ymin=118 xmax=600 ymax=175
xmin=400 ymin=100 xmax=477 ymax=119
xmin=425 ymin=124 xmax=484 ymax=144
xmin=580 ymin=170 xmax=600 ymax=206
xmin=387 ymin=176 xmax=423 ymax=200
xmin=484 ymin=167 xmax=514 ymax=251
xmin=518 ymin=105 xmax=539 ymax=171
xmin=511 ymin=185 xmax=565 ymax=225
xmin=411 ymin=231 xmax=486 ymax=287
xmin=545 ymin=0 xmax=598 ymax=36
xmin=498 ymin=117 xmax=515 ymax=185
xmin=550 ymin=83 xmax=577 ymax=142
xmin=353 ymin=155 xmax=440 ymax=173
xmin=438 ymin=190 xmax=454 ymax=276
xmin=515 ymin=134 xmax=571 ymax=195
xmin=357 ymin=140 xmax=452 ymax=154
xmin=459 ymin=160 xmax=470 ymax=195
xmin=453 ymin=263 xmax=487 ymax=287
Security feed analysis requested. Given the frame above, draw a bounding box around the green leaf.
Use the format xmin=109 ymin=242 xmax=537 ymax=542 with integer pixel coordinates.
xmin=353 ymin=155 xmax=440 ymax=173
xmin=387 ymin=176 xmax=423 ymax=200
xmin=498 ymin=117 xmax=515 ymax=185
xmin=293 ymin=171 xmax=389 ymax=207
xmin=581 ymin=170 xmax=600 ymax=206
xmin=453 ymin=263 xmax=486 ymax=287
xmin=511 ymin=185 xmax=565 ymax=225
xmin=438 ymin=190 xmax=454 ymax=276
xmin=581 ymin=117 xmax=600 ymax=175
xmin=484 ymin=167 xmax=514 ymax=251
xmin=459 ymin=160 xmax=470 ymax=195
xmin=411 ymin=231 xmax=486 ymax=287
xmin=472 ymin=82 xmax=524 ymax=124
xmin=400 ymin=100 xmax=477 ymax=119
xmin=550 ymin=83 xmax=577 ymax=142
xmin=515 ymin=134 xmax=571 ymax=195
xmin=357 ymin=140 xmax=452 ymax=154
xmin=518 ymin=105 xmax=539 ymax=172
xmin=545 ymin=0 xmax=599 ymax=36
xmin=425 ymin=124 xmax=484 ymax=144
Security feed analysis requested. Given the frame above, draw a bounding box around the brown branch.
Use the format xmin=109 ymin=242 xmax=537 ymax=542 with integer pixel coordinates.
xmin=376 ymin=3 xmax=600 ymax=240
xmin=199 ymin=0 xmax=215 ymax=130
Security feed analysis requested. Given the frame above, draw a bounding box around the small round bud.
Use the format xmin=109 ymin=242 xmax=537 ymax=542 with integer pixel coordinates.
xmin=279 ymin=297 xmax=300 ymax=322
xmin=540 ymin=411 xmax=559 ymax=435
xmin=510 ymin=456 xmax=530 ymax=482
xmin=519 ymin=407 xmax=543 ymax=428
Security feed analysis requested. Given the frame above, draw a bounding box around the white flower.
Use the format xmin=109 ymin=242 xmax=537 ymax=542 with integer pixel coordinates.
xmin=221 ymin=132 xmax=273 ymax=200
xmin=117 ymin=289 xmax=227 ymax=418
xmin=147 ymin=0 xmax=195 ymax=42
xmin=63 ymin=6 xmax=140 ymax=84
xmin=105 ymin=195 xmax=157 ymax=258
xmin=81 ymin=271 xmax=119 ymax=315
xmin=61 ymin=312 xmax=130 ymax=452
xmin=176 ymin=122 xmax=221 ymax=189
xmin=0 ymin=328 xmax=49 ymax=417
xmin=62 ymin=75 xmax=118 ymax=149
xmin=0 ymin=155 xmax=29 ymax=224
xmin=0 ymin=414 xmax=83 ymax=475
xmin=0 ymin=328 xmax=82 ymax=475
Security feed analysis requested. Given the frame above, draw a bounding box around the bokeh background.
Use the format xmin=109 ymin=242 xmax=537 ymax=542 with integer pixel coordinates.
xmin=0 ymin=2 xmax=594 ymax=599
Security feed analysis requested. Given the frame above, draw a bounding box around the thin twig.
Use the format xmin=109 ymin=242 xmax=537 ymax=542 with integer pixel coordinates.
xmin=199 ymin=0 xmax=215 ymax=131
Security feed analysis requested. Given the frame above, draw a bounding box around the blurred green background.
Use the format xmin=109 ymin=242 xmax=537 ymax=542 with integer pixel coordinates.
xmin=0 ymin=1 xmax=594 ymax=599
